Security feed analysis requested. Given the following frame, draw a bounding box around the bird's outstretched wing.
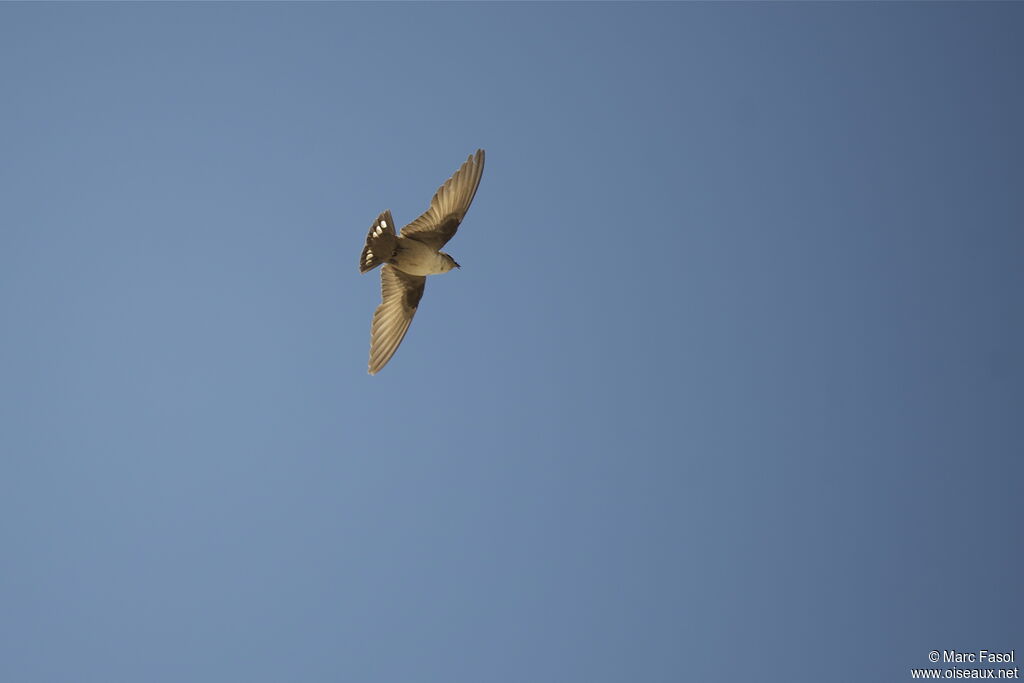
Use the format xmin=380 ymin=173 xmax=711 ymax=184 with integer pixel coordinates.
xmin=368 ymin=265 xmax=427 ymax=375
xmin=399 ymin=149 xmax=485 ymax=250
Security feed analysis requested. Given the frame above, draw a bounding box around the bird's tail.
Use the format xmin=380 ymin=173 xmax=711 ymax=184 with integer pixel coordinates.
xmin=359 ymin=210 xmax=398 ymax=273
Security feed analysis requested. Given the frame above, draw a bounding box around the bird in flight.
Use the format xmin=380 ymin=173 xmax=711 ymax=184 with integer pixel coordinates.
xmin=359 ymin=149 xmax=486 ymax=375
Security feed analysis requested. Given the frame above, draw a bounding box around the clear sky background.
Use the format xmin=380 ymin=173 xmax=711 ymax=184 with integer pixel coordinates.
xmin=1 ymin=3 xmax=1021 ymax=682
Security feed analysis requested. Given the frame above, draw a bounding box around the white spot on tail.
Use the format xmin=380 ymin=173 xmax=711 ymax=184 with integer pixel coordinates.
xmin=380 ymin=220 xmax=388 ymax=229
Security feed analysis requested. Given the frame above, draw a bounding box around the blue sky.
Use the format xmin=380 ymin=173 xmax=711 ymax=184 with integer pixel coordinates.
xmin=1 ymin=3 xmax=1021 ymax=682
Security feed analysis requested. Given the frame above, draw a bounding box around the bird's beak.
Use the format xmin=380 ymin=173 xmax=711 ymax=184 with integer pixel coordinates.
xmin=454 ymin=261 xmax=461 ymax=269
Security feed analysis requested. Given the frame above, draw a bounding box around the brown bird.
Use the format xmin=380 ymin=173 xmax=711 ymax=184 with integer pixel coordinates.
xmin=359 ymin=149 xmax=485 ymax=374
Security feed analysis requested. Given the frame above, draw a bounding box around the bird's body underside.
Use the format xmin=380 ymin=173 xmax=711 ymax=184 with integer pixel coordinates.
xmin=364 ymin=232 xmax=455 ymax=277
xmin=359 ymin=149 xmax=485 ymax=375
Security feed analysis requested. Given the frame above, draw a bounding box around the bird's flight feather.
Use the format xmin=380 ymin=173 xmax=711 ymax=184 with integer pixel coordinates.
xmin=399 ymin=149 xmax=485 ymax=250
xmin=368 ymin=265 xmax=426 ymax=375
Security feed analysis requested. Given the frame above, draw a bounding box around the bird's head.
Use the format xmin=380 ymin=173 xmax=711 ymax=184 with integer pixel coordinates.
xmin=441 ymin=253 xmax=461 ymax=272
